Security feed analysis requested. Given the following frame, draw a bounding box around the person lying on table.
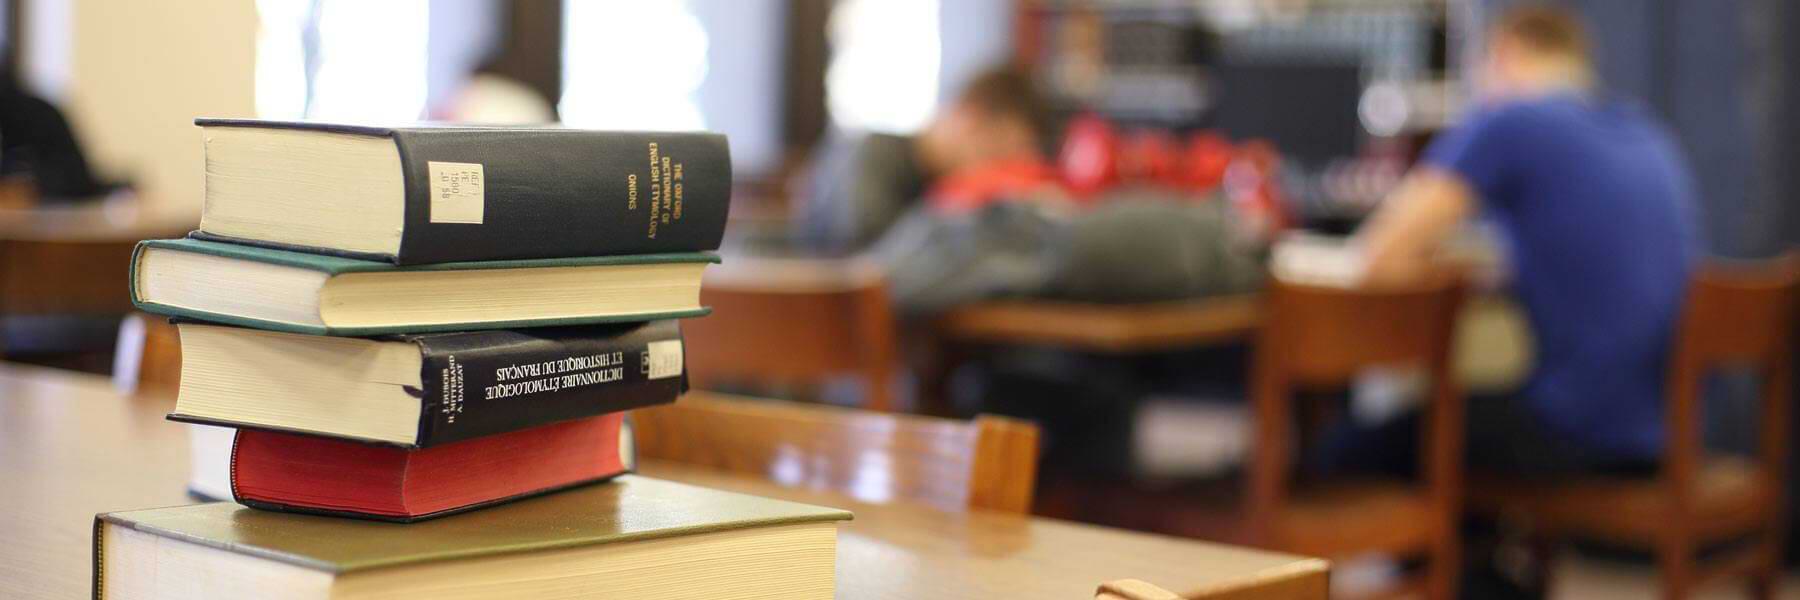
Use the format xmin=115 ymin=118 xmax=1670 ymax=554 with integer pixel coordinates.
xmin=797 ymin=66 xmax=1053 ymax=255
xmin=1338 ymin=5 xmax=1700 ymax=598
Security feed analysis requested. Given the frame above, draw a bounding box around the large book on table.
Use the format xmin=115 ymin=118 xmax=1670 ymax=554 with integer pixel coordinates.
xmin=130 ymin=238 xmax=714 ymax=336
xmin=167 ymin=320 xmax=685 ymax=447
xmin=94 ymin=476 xmax=852 ymax=599
xmin=232 ymin=413 xmax=630 ymax=522
xmin=193 ymin=118 xmax=731 ymax=265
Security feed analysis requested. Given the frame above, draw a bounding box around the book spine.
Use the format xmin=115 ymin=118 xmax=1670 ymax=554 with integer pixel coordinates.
xmin=390 ymin=129 xmax=731 ymax=265
xmin=413 ymin=321 xmax=686 ymax=447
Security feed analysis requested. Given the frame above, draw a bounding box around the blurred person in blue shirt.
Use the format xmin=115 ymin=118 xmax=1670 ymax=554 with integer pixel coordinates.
xmin=1343 ymin=5 xmax=1699 ymax=597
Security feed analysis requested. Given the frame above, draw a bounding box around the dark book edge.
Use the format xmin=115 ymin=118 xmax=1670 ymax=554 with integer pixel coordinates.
xmin=91 ymin=516 xmax=103 ymax=600
xmin=136 ymin=302 xmax=712 ymax=337
xmin=195 ymin=118 xmax=565 ymax=134
xmin=168 ymin=413 xmax=422 ymax=450
xmin=168 ymin=387 xmax=678 ymax=450
xmin=142 ymin=238 xmax=722 ymax=274
xmin=195 ymin=118 xmax=397 ymax=137
xmin=134 ymin=302 xmax=332 ymax=336
xmin=235 ymin=469 xmax=630 ymax=524
xmin=307 ymin=307 xmax=713 ymax=337
xmin=187 ymin=230 xmax=400 ymax=264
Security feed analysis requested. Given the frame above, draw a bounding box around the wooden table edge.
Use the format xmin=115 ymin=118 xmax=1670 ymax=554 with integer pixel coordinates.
xmin=1178 ymin=557 xmax=1330 ymax=600
xmin=934 ymin=295 xmax=1265 ymax=353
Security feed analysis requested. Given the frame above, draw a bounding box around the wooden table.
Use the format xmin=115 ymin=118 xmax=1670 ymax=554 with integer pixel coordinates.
xmin=937 ymin=294 xmax=1533 ymax=392
xmin=0 ymin=365 xmax=1327 ymax=599
xmin=936 ymin=295 xmax=1264 ymax=354
xmin=0 ymin=199 xmax=193 ymax=316
xmin=707 ymin=254 xmax=1266 ymax=355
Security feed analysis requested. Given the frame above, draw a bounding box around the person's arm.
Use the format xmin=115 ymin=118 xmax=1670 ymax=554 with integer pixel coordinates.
xmin=1352 ymin=166 xmax=1478 ymax=287
xmin=1352 ymin=102 xmax=1525 ymax=288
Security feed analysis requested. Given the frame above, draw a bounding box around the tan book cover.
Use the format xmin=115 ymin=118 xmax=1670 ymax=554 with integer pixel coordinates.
xmin=94 ymin=476 xmax=852 ymax=599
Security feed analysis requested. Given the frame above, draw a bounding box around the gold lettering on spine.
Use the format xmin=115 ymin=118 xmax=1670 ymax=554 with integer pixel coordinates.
xmin=646 ymin=142 xmax=662 ymax=239
xmin=634 ymin=140 xmax=692 ymax=240
xmin=671 ymin=163 xmax=684 ymax=219
xmin=660 ymin=157 xmax=673 ymax=224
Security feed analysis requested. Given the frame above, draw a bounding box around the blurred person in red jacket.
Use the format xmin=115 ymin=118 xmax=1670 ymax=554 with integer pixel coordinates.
xmin=798 ymin=66 xmax=1057 ymax=253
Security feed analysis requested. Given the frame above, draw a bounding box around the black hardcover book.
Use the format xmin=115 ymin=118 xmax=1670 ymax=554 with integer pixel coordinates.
xmin=193 ymin=118 xmax=731 ymax=265
xmin=167 ymin=320 xmax=687 ymax=448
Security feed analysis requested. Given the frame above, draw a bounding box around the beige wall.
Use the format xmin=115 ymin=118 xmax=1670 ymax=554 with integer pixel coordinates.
xmin=30 ymin=0 xmax=258 ymax=217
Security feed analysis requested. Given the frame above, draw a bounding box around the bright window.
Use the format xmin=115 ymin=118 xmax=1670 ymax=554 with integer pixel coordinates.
xmin=826 ymin=0 xmax=941 ymax=134
xmin=560 ymin=1 xmax=710 ymax=131
xmin=254 ymin=0 xmax=430 ymax=122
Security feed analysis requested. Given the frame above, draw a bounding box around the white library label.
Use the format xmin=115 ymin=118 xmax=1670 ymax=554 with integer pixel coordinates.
xmin=428 ymin=161 xmax=485 ymax=224
xmin=644 ymin=340 xmax=683 ymax=380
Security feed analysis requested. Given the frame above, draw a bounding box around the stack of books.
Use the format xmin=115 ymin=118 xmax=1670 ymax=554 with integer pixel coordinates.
xmin=93 ymin=120 xmax=850 ymax=599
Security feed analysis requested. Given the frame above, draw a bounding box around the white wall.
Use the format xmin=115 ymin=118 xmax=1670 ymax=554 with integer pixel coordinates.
xmin=691 ymin=0 xmax=784 ymax=176
xmin=937 ymin=0 xmax=1012 ymax=104
xmin=24 ymin=0 xmax=258 ymax=217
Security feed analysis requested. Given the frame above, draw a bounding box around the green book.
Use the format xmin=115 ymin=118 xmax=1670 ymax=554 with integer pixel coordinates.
xmin=129 ymin=238 xmax=717 ymax=336
xmin=94 ymin=476 xmax=852 ymax=600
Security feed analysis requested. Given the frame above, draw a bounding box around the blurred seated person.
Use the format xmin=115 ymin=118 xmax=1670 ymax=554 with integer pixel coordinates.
xmin=1341 ymin=5 xmax=1698 ymax=596
xmin=801 ymin=66 xmax=1262 ymax=314
xmin=798 ymin=66 xmax=1056 ymax=254
xmin=0 ymin=65 xmax=121 ymax=202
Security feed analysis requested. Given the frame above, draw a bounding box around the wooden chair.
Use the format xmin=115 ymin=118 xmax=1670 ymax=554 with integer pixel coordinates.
xmin=110 ymin=312 xmax=181 ymax=397
xmin=632 ymin=392 xmax=1040 ymax=513
xmin=682 ymin=258 xmax=901 ymax=410
xmin=1469 ymin=255 xmax=1800 ymax=599
xmin=1242 ymin=276 xmax=1467 ymax=599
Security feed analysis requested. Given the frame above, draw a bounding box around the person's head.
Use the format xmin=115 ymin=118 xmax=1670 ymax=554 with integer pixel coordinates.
xmin=1480 ymin=5 xmax=1596 ymax=100
xmin=916 ymin=66 xmax=1047 ymax=175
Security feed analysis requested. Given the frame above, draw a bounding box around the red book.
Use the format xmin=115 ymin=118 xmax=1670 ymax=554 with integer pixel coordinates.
xmin=231 ymin=413 xmax=627 ymax=522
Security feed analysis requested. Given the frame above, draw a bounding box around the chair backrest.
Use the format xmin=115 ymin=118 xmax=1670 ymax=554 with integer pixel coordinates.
xmin=1256 ymin=276 xmax=1467 ymax=386
xmin=681 ymin=258 xmax=900 ymax=410
xmin=632 ymin=392 xmax=1040 ymax=513
xmin=111 ymin=312 xmax=181 ymax=397
xmin=1663 ymin=254 xmax=1800 ymax=515
xmin=1247 ymin=276 xmax=1466 ymax=527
